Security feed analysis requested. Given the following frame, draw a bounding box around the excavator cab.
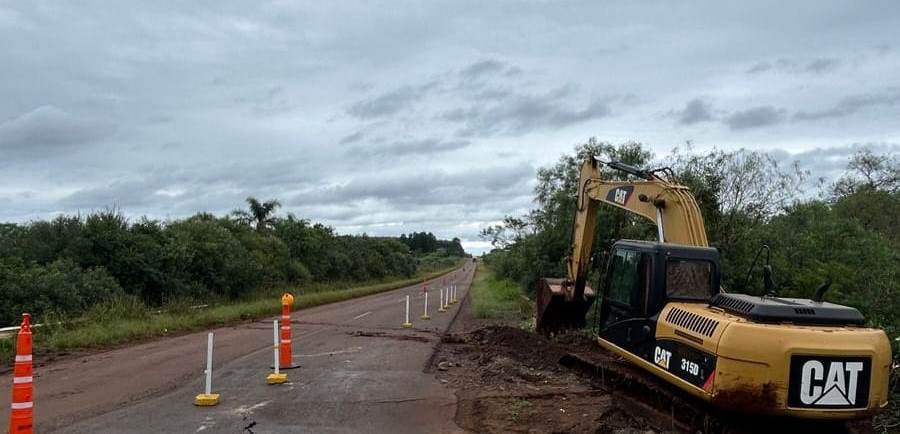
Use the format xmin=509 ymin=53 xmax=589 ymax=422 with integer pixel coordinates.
xmin=594 ymin=240 xmax=720 ymax=355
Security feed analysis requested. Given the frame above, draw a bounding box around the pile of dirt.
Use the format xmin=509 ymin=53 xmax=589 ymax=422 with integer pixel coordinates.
xmin=432 ymin=326 xmax=673 ymax=434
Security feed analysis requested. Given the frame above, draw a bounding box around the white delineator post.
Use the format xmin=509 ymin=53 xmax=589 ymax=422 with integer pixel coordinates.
xmin=438 ymin=288 xmax=447 ymax=312
xmin=267 ymin=320 xmax=288 ymax=384
xmin=421 ymin=290 xmax=431 ymax=320
xmin=205 ymin=333 xmax=213 ymax=394
xmin=273 ymin=320 xmax=279 ymax=373
xmin=402 ymin=295 xmax=413 ymax=328
xmin=194 ymin=332 xmax=220 ymax=405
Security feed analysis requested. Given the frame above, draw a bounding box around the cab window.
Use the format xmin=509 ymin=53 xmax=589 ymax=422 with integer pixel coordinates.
xmin=606 ymin=249 xmax=649 ymax=312
xmin=665 ymin=259 xmax=713 ymax=299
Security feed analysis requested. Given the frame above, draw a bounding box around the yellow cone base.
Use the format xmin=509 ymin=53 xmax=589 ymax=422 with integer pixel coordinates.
xmin=438 ymin=307 xmax=446 ymax=312
xmin=420 ymin=315 xmax=431 ymax=320
xmin=194 ymin=393 xmax=220 ymax=406
xmin=401 ymin=322 xmax=413 ymax=328
xmin=266 ymin=373 xmax=288 ymax=385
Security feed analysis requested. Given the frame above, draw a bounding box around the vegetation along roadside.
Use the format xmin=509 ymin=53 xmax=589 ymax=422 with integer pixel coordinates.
xmin=1 ymin=197 xmax=469 ymax=365
xmin=0 ymin=261 xmax=463 ymax=367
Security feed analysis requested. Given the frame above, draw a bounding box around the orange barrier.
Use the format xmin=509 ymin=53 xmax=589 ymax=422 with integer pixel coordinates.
xmin=280 ymin=293 xmax=294 ymax=368
xmin=8 ymin=313 xmax=34 ymax=434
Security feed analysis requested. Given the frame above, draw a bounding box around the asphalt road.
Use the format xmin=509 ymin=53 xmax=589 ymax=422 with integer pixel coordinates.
xmin=1 ymin=265 xmax=474 ymax=434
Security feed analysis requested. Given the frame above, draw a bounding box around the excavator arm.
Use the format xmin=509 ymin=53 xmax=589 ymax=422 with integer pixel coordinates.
xmin=536 ymin=158 xmax=709 ymax=332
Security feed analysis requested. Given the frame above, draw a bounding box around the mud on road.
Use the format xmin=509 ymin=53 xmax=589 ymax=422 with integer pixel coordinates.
xmin=430 ymin=325 xmax=877 ymax=434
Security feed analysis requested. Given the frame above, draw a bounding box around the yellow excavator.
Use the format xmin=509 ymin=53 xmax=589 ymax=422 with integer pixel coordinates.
xmin=536 ymin=158 xmax=892 ymax=419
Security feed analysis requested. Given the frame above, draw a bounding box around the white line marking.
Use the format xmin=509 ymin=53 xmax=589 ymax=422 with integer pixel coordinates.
xmin=352 ymin=311 xmax=372 ymax=320
xmin=230 ymin=400 xmax=272 ymax=417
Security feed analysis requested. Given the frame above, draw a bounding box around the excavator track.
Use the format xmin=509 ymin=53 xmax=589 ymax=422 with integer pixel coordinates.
xmin=558 ymin=349 xmax=875 ymax=434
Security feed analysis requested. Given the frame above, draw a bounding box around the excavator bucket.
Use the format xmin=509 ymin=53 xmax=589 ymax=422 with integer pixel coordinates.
xmin=535 ymin=278 xmax=595 ymax=334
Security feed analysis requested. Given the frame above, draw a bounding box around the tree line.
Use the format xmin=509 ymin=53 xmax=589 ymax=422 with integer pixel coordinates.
xmin=399 ymin=232 xmax=466 ymax=257
xmin=0 ymin=198 xmax=464 ymax=325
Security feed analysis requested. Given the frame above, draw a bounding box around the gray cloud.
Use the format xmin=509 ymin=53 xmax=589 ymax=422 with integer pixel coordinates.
xmin=446 ymin=87 xmax=613 ymax=137
xmin=348 ymin=138 xmax=470 ymax=157
xmin=724 ymin=106 xmax=786 ymax=130
xmin=745 ymin=62 xmax=773 ymax=74
xmin=805 ymin=58 xmax=841 ymax=74
xmin=672 ymin=98 xmax=714 ymax=125
xmin=746 ymin=57 xmax=842 ymax=75
xmin=60 ymin=179 xmax=163 ymax=210
xmin=0 ymin=106 xmax=115 ymax=158
xmin=794 ymin=89 xmax=900 ymax=121
xmin=290 ymin=163 xmax=534 ymax=207
xmin=460 ymin=59 xmax=507 ymax=80
xmin=339 ymin=131 xmax=364 ymax=144
xmin=347 ymin=82 xmax=438 ymax=119
xmin=57 ymin=157 xmax=320 ymax=216
xmin=233 ymin=86 xmax=295 ymax=115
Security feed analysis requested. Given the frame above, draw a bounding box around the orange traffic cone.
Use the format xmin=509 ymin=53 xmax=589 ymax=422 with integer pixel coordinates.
xmin=8 ymin=313 xmax=34 ymax=434
xmin=280 ymin=293 xmax=294 ymax=369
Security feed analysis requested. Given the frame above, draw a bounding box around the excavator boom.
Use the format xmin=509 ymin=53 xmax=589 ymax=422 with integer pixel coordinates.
xmin=536 ymin=158 xmax=709 ymax=332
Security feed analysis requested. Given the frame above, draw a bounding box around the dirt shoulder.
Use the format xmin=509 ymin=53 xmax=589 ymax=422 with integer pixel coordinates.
xmin=435 ymin=280 xmax=875 ymax=434
xmin=438 ymin=290 xmax=673 ymax=434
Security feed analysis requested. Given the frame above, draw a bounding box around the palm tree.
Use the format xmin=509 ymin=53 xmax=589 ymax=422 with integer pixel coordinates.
xmin=233 ymin=197 xmax=281 ymax=233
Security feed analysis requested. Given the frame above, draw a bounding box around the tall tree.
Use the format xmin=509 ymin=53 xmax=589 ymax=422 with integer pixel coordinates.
xmin=832 ymin=149 xmax=899 ymax=197
xmin=234 ymin=197 xmax=282 ymax=233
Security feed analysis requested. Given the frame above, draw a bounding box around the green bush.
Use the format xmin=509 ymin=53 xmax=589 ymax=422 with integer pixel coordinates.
xmin=166 ymin=218 xmax=263 ymax=299
xmin=0 ymin=257 xmax=123 ymax=325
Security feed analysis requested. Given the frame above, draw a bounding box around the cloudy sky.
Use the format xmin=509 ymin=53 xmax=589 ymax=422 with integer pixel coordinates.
xmin=1 ymin=1 xmax=899 ymax=254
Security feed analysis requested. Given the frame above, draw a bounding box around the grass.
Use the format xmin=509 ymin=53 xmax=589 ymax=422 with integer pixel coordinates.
xmin=509 ymin=398 xmax=532 ymax=421
xmin=0 ymin=262 xmax=462 ymax=366
xmin=469 ymin=264 xmax=532 ymax=321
